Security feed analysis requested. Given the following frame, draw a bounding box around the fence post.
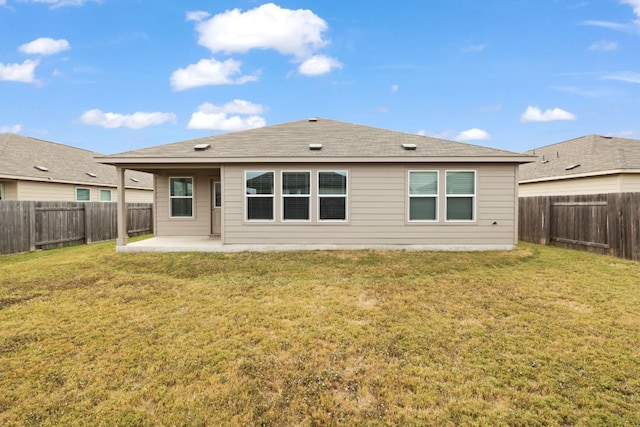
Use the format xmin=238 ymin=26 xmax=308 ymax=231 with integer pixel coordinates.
xmin=84 ymin=203 xmax=92 ymax=244
xmin=543 ymin=196 xmax=551 ymax=245
xmin=28 ymin=201 xmax=36 ymax=251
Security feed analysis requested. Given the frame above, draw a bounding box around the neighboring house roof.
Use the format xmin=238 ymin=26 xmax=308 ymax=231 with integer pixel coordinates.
xmin=0 ymin=133 xmax=153 ymax=189
xmin=98 ymin=118 xmax=533 ymax=167
xmin=520 ymin=134 xmax=640 ymax=183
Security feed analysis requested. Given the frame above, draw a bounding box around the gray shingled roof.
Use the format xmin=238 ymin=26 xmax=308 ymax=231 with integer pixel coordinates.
xmin=0 ymin=133 xmax=153 ymax=188
xmin=99 ymin=118 xmax=531 ymax=163
xmin=519 ymin=134 xmax=640 ymax=182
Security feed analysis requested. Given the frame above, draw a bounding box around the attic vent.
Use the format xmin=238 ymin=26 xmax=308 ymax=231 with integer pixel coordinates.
xmin=308 ymin=117 xmax=318 ymax=122
xmin=86 ymin=172 xmax=97 ymax=178
xmin=193 ymin=143 xmax=211 ymax=151
xmin=34 ymin=165 xmax=49 ymax=172
xmin=542 ymin=160 xmax=550 ymax=164
xmin=309 ymin=143 xmax=323 ymax=150
xmin=130 ymin=178 xmax=139 ymax=183
xmin=565 ymin=164 xmax=581 ymax=170
xmin=402 ymin=143 xmax=417 ymax=150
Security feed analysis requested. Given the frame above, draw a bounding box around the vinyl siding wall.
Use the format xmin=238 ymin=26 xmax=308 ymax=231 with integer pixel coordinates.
xmin=519 ymin=174 xmax=623 ymax=197
xmin=0 ymin=180 xmax=152 ymax=202
xmin=222 ymin=163 xmax=518 ymax=246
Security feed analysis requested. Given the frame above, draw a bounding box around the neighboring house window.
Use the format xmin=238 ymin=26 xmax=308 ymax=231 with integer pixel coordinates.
xmin=446 ymin=171 xmax=476 ymax=221
xmin=0 ymin=183 xmax=3 ymax=200
xmin=170 ymin=177 xmax=194 ymax=217
xmin=282 ymin=171 xmax=311 ymax=221
xmin=318 ymin=171 xmax=348 ymax=221
xmin=99 ymin=189 xmax=112 ymax=202
xmin=76 ymin=187 xmax=91 ymax=202
xmin=246 ymin=171 xmax=274 ymax=221
xmin=408 ymin=171 xmax=438 ymax=221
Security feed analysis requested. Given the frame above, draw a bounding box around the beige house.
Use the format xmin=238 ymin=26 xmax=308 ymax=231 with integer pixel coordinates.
xmin=0 ymin=133 xmax=153 ymax=203
xmin=97 ymin=118 xmax=533 ymax=251
xmin=519 ymin=134 xmax=640 ymax=196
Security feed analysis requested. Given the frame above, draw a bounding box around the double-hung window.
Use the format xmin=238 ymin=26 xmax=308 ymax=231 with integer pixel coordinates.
xmin=170 ymin=177 xmax=194 ymax=217
xmin=76 ymin=187 xmax=91 ymax=202
xmin=99 ymin=189 xmax=112 ymax=202
xmin=318 ymin=171 xmax=348 ymax=221
xmin=446 ymin=171 xmax=475 ymax=221
xmin=282 ymin=171 xmax=310 ymax=221
xmin=408 ymin=171 xmax=438 ymax=221
xmin=246 ymin=171 xmax=274 ymax=221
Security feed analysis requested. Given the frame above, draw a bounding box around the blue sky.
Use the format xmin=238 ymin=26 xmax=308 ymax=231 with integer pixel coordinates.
xmin=1 ymin=0 xmax=640 ymax=154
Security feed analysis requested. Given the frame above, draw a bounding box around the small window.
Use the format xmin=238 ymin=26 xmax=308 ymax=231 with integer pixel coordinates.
xmin=245 ymin=171 xmax=274 ymax=221
xmin=282 ymin=171 xmax=310 ymax=221
xmin=213 ymin=181 xmax=222 ymax=208
xmin=99 ymin=189 xmax=112 ymax=202
xmin=170 ymin=177 xmax=194 ymax=217
xmin=76 ymin=187 xmax=91 ymax=202
xmin=446 ymin=171 xmax=475 ymax=221
xmin=318 ymin=171 xmax=348 ymax=221
xmin=0 ymin=183 xmax=3 ymax=201
xmin=408 ymin=171 xmax=438 ymax=221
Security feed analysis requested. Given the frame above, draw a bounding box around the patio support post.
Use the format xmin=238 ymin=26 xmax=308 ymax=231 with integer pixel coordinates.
xmin=116 ymin=166 xmax=128 ymax=247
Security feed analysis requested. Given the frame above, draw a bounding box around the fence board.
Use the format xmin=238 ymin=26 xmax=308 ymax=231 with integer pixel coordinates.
xmin=0 ymin=202 xmax=152 ymax=255
xmin=519 ymin=193 xmax=640 ymax=261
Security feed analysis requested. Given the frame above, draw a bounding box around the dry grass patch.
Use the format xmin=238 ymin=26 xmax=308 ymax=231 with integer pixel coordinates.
xmin=1 ymin=241 xmax=639 ymax=426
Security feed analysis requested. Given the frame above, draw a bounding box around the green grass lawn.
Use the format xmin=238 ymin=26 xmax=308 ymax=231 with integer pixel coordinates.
xmin=1 ymin=241 xmax=639 ymax=426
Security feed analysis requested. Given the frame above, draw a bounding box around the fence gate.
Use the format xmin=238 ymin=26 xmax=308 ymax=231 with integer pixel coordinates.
xmin=550 ymin=200 xmax=609 ymax=250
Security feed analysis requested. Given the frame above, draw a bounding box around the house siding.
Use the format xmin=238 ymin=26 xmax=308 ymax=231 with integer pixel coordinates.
xmin=219 ymin=163 xmax=517 ymax=246
xmin=2 ymin=180 xmax=152 ymax=202
xmin=519 ymin=174 xmax=623 ymax=197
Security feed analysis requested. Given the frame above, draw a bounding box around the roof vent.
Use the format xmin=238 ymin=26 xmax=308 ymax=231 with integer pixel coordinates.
xmin=193 ymin=143 xmax=211 ymax=151
xmin=542 ymin=160 xmax=550 ymax=164
xmin=309 ymin=143 xmax=323 ymax=150
xmin=565 ymin=164 xmax=581 ymax=170
xmin=86 ymin=172 xmax=97 ymax=178
xmin=402 ymin=143 xmax=417 ymax=150
xmin=34 ymin=165 xmax=49 ymax=172
xmin=130 ymin=177 xmax=139 ymax=183
xmin=308 ymin=117 xmax=318 ymax=122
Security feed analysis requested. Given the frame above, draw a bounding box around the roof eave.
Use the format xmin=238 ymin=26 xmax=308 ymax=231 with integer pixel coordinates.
xmin=519 ymin=168 xmax=640 ymax=183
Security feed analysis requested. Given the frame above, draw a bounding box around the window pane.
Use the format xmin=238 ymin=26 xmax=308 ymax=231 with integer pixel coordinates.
xmin=246 ymin=172 xmax=274 ymax=195
xmin=76 ymin=188 xmax=90 ymax=201
xmin=171 ymin=178 xmax=193 ymax=197
xmin=283 ymin=172 xmax=310 ymax=195
xmin=319 ymin=171 xmax=347 ymax=195
xmin=247 ymin=197 xmax=274 ymax=220
xmin=171 ymin=198 xmax=193 ymax=217
xmin=409 ymin=171 xmax=437 ymax=195
xmin=446 ymin=171 xmax=475 ymax=194
xmin=283 ymin=197 xmax=310 ymax=220
xmin=447 ymin=197 xmax=473 ymax=220
xmin=319 ymin=197 xmax=346 ymax=220
xmin=410 ymin=197 xmax=436 ymax=220
xmin=214 ymin=182 xmax=222 ymax=208
xmin=99 ymin=189 xmax=112 ymax=202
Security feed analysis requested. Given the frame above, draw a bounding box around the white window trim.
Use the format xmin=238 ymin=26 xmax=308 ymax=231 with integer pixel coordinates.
xmin=245 ymin=170 xmax=275 ymax=222
xmin=445 ymin=170 xmax=476 ymax=223
xmin=169 ymin=177 xmax=195 ymax=219
xmin=317 ymin=170 xmax=349 ymax=223
xmin=281 ymin=170 xmax=312 ymax=222
xmin=76 ymin=187 xmax=91 ymax=202
xmin=99 ymin=188 xmax=112 ymax=202
xmin=407 ymin=170 xmax=439 ymax=223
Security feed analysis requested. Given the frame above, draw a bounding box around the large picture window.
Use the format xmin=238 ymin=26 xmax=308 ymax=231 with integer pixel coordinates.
xmin=246 ymin=171 xmax=274 ymax=221
xmin=282 ymin=171 xmax=310 ymax=221
xmin=446 ymin=171 xmax=475 ymax=221
xmin=170 ymin=177 xmax=193 ymax=217
xmin=318 ymin=171 xmax=347 ymax=221
xmin=408 ymin=171 xmax=438 ymax=221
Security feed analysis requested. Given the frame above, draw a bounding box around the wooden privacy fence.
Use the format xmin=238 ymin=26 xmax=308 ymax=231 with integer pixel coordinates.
xmin=0 ymin=201 xmax=153 ymax=255
xmin=519 ymin=193 xmax=640 ymax=260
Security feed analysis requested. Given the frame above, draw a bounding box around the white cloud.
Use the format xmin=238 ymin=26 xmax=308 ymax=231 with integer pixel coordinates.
xmin=78 ymin=109 xmax=177 ymax=129
xmin=390 ymin=84 xmax=399 ymax=93
xmin=582 ymin=20 xmax=632 ymax=32
xmin=588 ymin=40 xmax=618 ymax=51
xmin=0 ymin=124 xmax=22 ymax=133
xmin=621 ymin=0 xmax=640 ymax=22
xmin=19 ymin=37 xmax=70 ymax=55
xmin=0 ymin=59 xmax=39 ymax=83
xmin=603 ymin=71 xmax=640 ymax=83
xmin=194 ymin=3 xmax=329 ymax=59
xmin=462 ymin=44 xmax=486 ymax=52
xmin=297 ymin=55 xmax=342 ymax=76
xmin=520 ymin=106 xmax=576 ymax=122
xmin=187 ymin=101 xmax=266 ymax=131
xmin=186 ymin=11 xmax=210 ymax=22
xmin=170 ymin=58 xmax=259 ymax=91
xmin=456 ymin=128 xmax=491 ymax=141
